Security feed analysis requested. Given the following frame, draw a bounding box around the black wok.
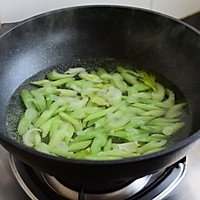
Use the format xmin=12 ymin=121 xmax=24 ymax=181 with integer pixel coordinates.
xmin=0 ymin=5 xmax=200 ymax=193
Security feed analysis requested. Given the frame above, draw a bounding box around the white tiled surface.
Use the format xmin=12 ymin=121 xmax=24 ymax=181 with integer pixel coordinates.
xmin=152 ymin=0 xmax=200 ymax=18
xmin=0 ymin=0 xmax=200 ymax=23
xmin=0 ymin=0 xmax=151 ymax=23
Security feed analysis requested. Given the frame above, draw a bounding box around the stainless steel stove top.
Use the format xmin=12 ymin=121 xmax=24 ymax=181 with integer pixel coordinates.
xmin=0 ymin=11 xmax=200 ymax=200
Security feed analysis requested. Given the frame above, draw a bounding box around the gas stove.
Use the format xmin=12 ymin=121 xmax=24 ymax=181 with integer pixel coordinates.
xmin=0 ymin=11 xmax=200 ymax=200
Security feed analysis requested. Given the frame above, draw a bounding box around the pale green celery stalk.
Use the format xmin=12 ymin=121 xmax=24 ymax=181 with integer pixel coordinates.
xmin=34 ymin=102 xmax=60 ymax=127
xmin=132 ymin=83 xmax=151 ymax=92
xmin=165 ymin=103 xmax=186 ymax=119
xmin=68 ymin=140 xmax=92 ymax=152
xmin=24 ymin=107 xmax=38 ymax=121
xmin=22 ymin=128 xmax=41 ymax=147
xmin=129 ymin=107 xmax=146 ymax=115
xmin=49 ymin=117 xmax=63 ymax=139
xmin=84 ymin=104 xmax=121 ymax=122
xmin=127 ymin=90 xmax=152 ymax=103
xmin=49 ymin=77 xmax=75 ymax=87
xmin=40 ymin=116 xmax=59 ymax=138
xmin=139 ymin=134 xmax=168 ymax=142
xmin=88 ymin=95 xmax=109 ymax=107
xmin=91 ymin=132 xmax=107 ymax=153
xmin=97 ymin=68 xmax=112 ymax=83
xmin=65 ymin=124 xmax=75 ymax=145
xmin=163 ymin=89 xmax=175 ymax=105
xmin=139 ymin=98 xmax=159 ymax=104
xmin=108 ymin=131 xmax=149 ymax=142
xmin=37 ymin=87 xmax=57 ymax=95
xmin=66 ymin=80 xmax=89 ymax=89
xmin=103 ymin=138 xmax=112 ymax=151
xmin=137 ymin=140 xmax=167 ymax=154
xmin=49 ymin=122 xmax=71 ymax=146
xmin=146 ymin=126 xmax=163 ymax=134
xmin=30 ymin=80 xmax=51 ymax=86
xmin=71 ymin=128 xmax=97 ymax=143
xmin=143 ymin=147 xmax=164 ymax=155
xmin=47 ymin=70 xmax=74 ymax=80
xmin=100 ymin=149 xmax=139 ymax=158
xmin=138 ymin=71 xmax=156 ymax=91
xmin=18 ymin=108 xmax=39 ymax=135
xmin=53 ymin=105 xmax=68 ymax=115
xmin=70 ymin=107 xmax=104 ymax=119
xmin=59 ymin=112 xmax=82 ymax=131
xmin=95 ymin=117 xmax=106 ymax=128
xmin=107 ymin=113 xmax=133 ymax=130
xmin=79 ymin=73 xmax=102 ymax=83
xmin=49 ymin=141 xmax=73 ymax=158
xmin=31 ymin=90 xmax=46 ymax=112
xmin=139 ymin=125 xmax=155 ymax=133
xmin=117 ymin=66 xmax=139 ymax=77
xmin=20 ymin=89 xmax=35 ymax=109
xmin=105 ymin=86 xmax=122 ymax=106
xmin=162 ymin=122 xmax=185 ymax=136
xmin=130 ymin=116 xmax=155 ymax=123
xmin=97 ymin=68 xmax=108 ymax=77
xmin=35 ymin=142 xmax=51 ymax=154
xmin=121 ymin=72 xmax=138 ymax=85
xmin=153 ymin=102 xmax=173 ymax=109
xmin=112 ymin=141 xmax=138 ymax=153
xmin=86 ymin=118 xmax=97 ymax=127
xmin=64 ymin=67 xmax=86 ymax=75
xmin=45 ymin=94 xmax=54 ymax=108
xmin=74 ymin=148 xmax=91 ymax=159
xmin=111 ymin=73 xmax=127 ymax=93
xmin=142 ymin=109 xmax=166 ymax=117
xmin=132 ymin=103 xmax=161 ymax=111
xmin=123 ymin=120 xmax=145 ymax=129
xmin=17 ymin=114 xmax=32 ymax=135
xmin=57 ymin=89 xmax=78 ymax=97
xmin=151 ymin=82 xmax=165 ymax=101
xmin=146 ymin=117 xmax=180 ymax=126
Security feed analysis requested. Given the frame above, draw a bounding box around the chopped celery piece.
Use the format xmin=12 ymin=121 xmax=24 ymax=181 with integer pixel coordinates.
xmin=151 ymin=82 xmax=165 ymax=101
xmin=22 ymin=128 xmax=41 ymax=147
xmin=162 ymin=122 xmax=185 ymax=136
xmin=59 ymin=112 xmax=82 ymax=131
xmin=47 ymin=70 xmax=73 ymax=80
xmin=18 ymin=114 xmax=32 ymax=135
xmin=68 ymin=140 xmax=92 ymax=152
xmin=84 ymin=104 xmax=121 ymax=122
xmin=20 ymin=89 xmax=35 ymax=109
xmin=31 ymin=79 xmax=51 ymax=86
xmin=112 ymin=141 xmax=138 ymax=153
xmin=49 ymin=141 xmax=73 ymax=157
xmin=137 ymin=140 xmax=167 ymax=153
xmin=31 ymin=90 xmax=46 ymax=112
xmin=165 ymin=103 xmax=186 ymax=119
xmin=64 ymin=67 xmax=86 ymax=75
xmin=35 ymin=142 xmax=51 ymax=154
xmin=121 ymin=72 xmax=138 ymax=85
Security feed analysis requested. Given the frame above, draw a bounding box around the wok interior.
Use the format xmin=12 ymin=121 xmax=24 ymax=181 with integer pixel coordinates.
xmin=6 ymin=58 xmax=193 ymax=148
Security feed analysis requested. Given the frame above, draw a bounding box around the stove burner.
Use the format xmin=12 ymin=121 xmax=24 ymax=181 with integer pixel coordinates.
xmin=42 ymin=173 xmax=150 ymax=200
xmin=9 ymin=154 xmax=186 ymax=200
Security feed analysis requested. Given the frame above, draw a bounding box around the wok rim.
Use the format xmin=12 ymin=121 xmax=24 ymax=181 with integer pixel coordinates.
xmin=1 ymin=4 xmax=200 ymax=166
